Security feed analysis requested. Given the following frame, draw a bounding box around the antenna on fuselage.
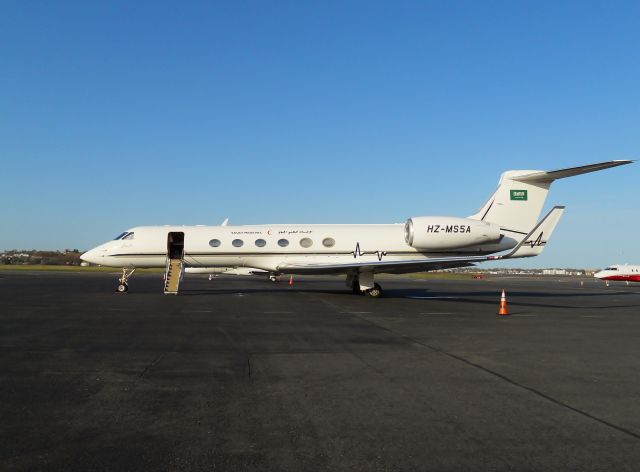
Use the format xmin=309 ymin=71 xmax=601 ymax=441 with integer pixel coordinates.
xmin=221 ymin=218 xmax=229 ymax=226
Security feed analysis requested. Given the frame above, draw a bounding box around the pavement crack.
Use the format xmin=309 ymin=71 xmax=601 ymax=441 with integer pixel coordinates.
xmin=423 ymin=343 xmax=640 ymax=442
xmin=286 ymin=288 xmax=640 ymax=442
xmin=346 ymin=347 xmax=387 ymax=376
xmin=341 ymin=311 xmax=640 ymax=443
xmin=139 ymin=353 xmax=165 ymax=378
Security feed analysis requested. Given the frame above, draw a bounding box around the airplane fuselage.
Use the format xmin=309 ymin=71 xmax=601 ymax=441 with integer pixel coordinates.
xmin=81 ymin=223 xmax=518 ymax=273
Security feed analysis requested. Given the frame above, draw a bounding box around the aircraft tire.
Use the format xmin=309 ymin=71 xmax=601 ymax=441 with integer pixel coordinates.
xmin=117 ymin=283 xmax=129 ymax=293
xmin=366 ymin=283 xmax=383 ymax=298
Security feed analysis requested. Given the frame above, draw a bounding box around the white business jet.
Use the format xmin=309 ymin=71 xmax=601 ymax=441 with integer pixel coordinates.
xmin=81 ymin=160 xmax=632 ymax=296
xmin=594 ymin=264 xmax=640 ymax=283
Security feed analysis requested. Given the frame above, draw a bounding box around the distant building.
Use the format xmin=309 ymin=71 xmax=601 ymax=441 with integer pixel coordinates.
xmin=542 ymin=269 xmax=585 ymax=276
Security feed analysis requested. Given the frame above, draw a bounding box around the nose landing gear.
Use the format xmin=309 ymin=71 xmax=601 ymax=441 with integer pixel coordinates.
xmin=116 ymin=268 xmax=136 ymax=293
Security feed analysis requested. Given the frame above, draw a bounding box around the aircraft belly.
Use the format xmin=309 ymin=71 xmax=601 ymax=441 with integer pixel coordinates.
xmin=184 ymin=255 xmax=246 ymax=268
xmin=107 ymin=255 xmax=165 ymax=268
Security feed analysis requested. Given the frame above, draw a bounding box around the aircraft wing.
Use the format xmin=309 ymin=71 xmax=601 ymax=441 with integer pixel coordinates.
xmin=278 ymin=257 xmax=483 ymax=275
xmin=277 ymin=206 xmax=565 ymax=274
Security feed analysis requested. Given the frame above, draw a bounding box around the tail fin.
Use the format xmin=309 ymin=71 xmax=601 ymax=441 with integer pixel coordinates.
xmin=469 ymin=160 xmax=632 ymax=234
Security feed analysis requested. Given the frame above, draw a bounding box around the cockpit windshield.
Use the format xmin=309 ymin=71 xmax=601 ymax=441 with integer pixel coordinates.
xmin=113 ymin=232 xmax=134 ymax=240
xmin=604 ymin=267 xmax=618 ymax=271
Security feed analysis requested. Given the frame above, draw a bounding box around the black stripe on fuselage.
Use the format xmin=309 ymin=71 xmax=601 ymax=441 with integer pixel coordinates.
xmin=480 ymin=199 xmax=494 ymax=221
xmin=500 ymin=228 xmax=529 ymax=236
xmin=111 ymin=251 xmax=421 ymax=257
xmin=110 ymin=250 xmax=495 ymax=258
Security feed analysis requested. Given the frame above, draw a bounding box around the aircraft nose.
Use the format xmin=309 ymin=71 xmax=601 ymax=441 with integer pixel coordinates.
xmin=80 ymin=250 xmax=94 ymax=264
xmin=81 ymin=248 xmax=102 ymax=265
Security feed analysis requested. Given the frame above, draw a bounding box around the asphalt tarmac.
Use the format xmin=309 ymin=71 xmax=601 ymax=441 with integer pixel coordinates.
xmin=2 ymin=271 xmax=640 ymax=471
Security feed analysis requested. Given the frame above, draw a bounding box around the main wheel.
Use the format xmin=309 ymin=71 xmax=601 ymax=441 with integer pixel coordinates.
xmin=117 ymin=283 xmax=128 ymax=293
xmin=366 ymin=283 xmax=383 ymax=298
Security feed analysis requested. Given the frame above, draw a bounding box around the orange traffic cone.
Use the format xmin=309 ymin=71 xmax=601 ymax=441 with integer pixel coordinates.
xmin=289 ymin=274 xmax=294 ymax=287
xmin=498 ymin=289 xmax=509 ymax=316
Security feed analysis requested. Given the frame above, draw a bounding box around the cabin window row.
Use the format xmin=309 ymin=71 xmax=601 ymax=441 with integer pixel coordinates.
xmin=209 ymin=237 xmax=336 ymax=248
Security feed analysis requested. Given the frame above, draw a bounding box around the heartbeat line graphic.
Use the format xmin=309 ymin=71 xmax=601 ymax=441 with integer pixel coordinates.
xmin=525 ymin=232 xmax=546 ymax=248
xmin=352 ymin=242 xmax=388 ymax=261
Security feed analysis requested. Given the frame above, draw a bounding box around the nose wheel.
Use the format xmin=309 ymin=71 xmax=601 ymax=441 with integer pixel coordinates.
xmin=116 ymin=268 xmax=136 ymax=293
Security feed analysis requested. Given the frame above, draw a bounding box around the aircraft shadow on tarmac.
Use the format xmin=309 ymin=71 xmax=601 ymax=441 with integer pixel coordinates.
xmin=176 ymin=285 xmax=640 ymax=310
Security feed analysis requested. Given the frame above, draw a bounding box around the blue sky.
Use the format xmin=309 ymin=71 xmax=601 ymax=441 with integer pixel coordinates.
xmin=1 ymin=1 xmax=638 ymax=268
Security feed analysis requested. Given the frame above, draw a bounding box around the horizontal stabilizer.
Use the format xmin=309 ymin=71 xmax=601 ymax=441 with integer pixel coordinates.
xmin=502 ymin=206 xmax=565 ymax=259
xmin=513 ymin=160 xmax=632 ymax=183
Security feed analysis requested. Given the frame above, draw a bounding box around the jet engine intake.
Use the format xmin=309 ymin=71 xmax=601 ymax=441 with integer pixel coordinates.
xmin=404 ymin=216 xmax=501 ymax=250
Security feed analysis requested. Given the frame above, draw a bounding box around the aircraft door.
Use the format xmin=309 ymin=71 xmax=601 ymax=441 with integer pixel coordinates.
xmin=167 ymin=232 xmax=185 ymax=259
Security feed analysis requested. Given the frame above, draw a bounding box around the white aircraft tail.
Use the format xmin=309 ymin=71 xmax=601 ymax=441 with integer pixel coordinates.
xmin=469 ymin=160 xmax=631 ymax=235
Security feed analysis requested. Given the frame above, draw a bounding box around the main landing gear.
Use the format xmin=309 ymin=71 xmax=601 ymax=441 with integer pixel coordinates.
xmin=346 ymin=273 xmax=383 ymax=298
xmin=366 ymin=283 xmax=383 ymax=298
xmin=116 ymin=268 xmax=136 ymax=293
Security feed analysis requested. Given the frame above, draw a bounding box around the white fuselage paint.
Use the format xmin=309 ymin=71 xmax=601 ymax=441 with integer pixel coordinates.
xmin=81 ymin=223 xmax=518 ymax=273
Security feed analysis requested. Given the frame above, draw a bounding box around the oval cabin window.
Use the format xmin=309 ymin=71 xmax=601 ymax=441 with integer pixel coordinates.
xmin=232 ymin=239 xmax=244 ymax=248
xmin=299 ymin=237 xmax=313 ymax=248
xmin=278 ymin=239 xmax=289 ymax=247
xmin=209 ymin=239 xmax=221 ymax=247
xmin=255 ymin=239 xmax=266 ymax=247
xmin=322 ymin=237 xmax=335 ymax=248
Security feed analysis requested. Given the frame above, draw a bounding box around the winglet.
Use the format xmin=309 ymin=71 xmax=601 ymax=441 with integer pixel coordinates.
xmin=501 ymin=206 xmax=565 ymax=259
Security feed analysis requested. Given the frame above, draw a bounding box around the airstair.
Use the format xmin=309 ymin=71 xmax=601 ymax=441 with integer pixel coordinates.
xmin=164 ymin=231 xmax=185 ymax=295
xmin=164 ymin=257 xmax=184 ymax=295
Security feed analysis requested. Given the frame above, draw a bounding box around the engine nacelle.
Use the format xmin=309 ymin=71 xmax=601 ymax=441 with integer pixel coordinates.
xmin=404 ymin=216 xmax=501 ymax=250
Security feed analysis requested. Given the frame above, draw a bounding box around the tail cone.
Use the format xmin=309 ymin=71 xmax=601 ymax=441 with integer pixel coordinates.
xmin=498 ymin=289 xmax=509 ymax=316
